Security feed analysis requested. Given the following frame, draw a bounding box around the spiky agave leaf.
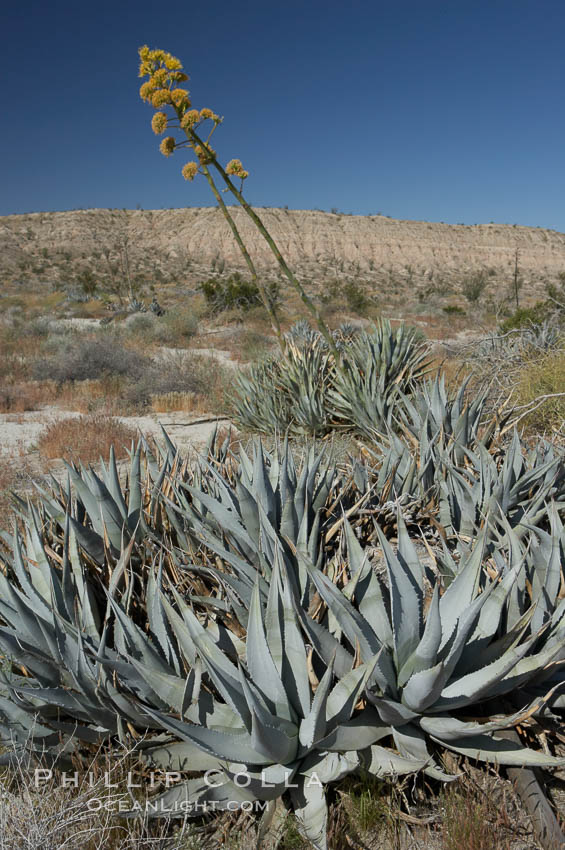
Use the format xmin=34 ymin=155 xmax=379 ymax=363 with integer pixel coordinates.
xmin=327 ymin=320 xmax=431 ymax=441
xmin=112 ymin=555 xmax=436 ymax=850
xmin=297 ymin=515 xmax=565 ymax=778
xmin=162 ymin=438 xmax=338 ymax=609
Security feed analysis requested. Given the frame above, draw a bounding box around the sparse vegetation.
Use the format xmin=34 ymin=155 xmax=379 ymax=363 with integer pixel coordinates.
xmin=199 ymin=273 xmax=280 ymax=315
xmin=512 ymin=349 xmax=565 ymax=434
xmin=32 ymin=333 xmax=150 ymax=385
xmin=36 ymin=414 xmax=138 ymax=463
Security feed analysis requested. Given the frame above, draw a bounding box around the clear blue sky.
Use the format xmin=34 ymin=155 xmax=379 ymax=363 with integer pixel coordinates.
xmin=2 ymin=0 xmax=564 ymax=230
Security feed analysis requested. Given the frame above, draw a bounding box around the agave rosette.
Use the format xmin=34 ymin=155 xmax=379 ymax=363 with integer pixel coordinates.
xmin=297 ymin=514 xmax=565 ymax=777
xmin=106 ymin=552 xmax=426 ymax=850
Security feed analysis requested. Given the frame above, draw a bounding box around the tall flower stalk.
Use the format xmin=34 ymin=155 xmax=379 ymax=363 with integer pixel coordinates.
xmin=138 ymin=46 xmax=342 ymax=361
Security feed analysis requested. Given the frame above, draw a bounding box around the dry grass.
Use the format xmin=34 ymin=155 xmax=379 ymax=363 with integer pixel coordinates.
xmin=511 ymin=350 xmax=565 ymax=436
xmin=440 ymin=785 xmax=514 ymax=850
xmin=0 ymin=744 xmax=190 ymax=850
xmin=0 ymin=454 xmax=37 ymax=531
xmin=36 ymin=415 xmax=139 ymax=464
xmin=150 ymin=391 xmax=197 ymax=413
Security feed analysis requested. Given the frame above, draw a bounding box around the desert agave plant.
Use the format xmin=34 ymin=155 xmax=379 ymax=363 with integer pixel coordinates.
xmin=232 ymin=318 xmax=430 ymax=438
xmin=327 ymin=320 xmax=431 ymax=441
xmin=394 ymin=376 xmax=505 ymax=463
xmin=121 ymin=555 xmax=429 ymax=849
xmin=230 ymin=356 xmax=295 ymax=434
xmin=162 ymin=439 xmax=340 ymax=611
xmin=362 ymin=386 xmax=565 ymax=542
xmin=284 ymin=319 xmax=360 ymax=350
xmin=435 ymin=430 xmax=565 ymax=543
xmin=231 ymin=339 xmax=334 ymax=436
xmin=0 ymin=431 xmax=564 ymax=848
xmin=299 ymin=517 xmax=565 ymax=771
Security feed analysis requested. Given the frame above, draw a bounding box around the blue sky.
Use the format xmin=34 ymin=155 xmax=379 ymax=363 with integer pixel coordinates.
xmin=2 ymin=0 xmax=564 ymax=230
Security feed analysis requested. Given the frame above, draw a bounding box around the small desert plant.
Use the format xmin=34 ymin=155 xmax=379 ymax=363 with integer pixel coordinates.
xmin=199 ymin=273 xmax=280 ymax=315
xmin=124 ymin=351 xmax=229 ymax=411
xmin=499 ymin=302 xmax=549 ymax=332
xmin=440 ymin=784 xmax=514 ymax=850
xmin=442 ymin=304 xmax=466 ymax=315
xmin=461 ymin=270 xmax=487 ymax=304
xmin=32 ymin=334 xmax=150 ymax=384
xmin=153 ymin=306 xmax=199 ymax=344
xmin=512 ymin=350 xmax=565 ymax=434
xmin=36 ymin=414 xmax=138 ymax=463
xmin=342 ymin=280 xmax=369 ymax=313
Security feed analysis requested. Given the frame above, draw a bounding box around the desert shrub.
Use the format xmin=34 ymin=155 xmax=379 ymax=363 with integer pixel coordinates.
xmin=199 ymin=272 xmax=280 ymax=314
xmin=150 ymin=307 xmax=200 ymax=345
xmin=0 ymin=381 xmax=55 ymax=413
xmin=499 ymin=302 xmax=549 ymax=332
xmin=125 ymin=312 xmax=156 ymax=337
xmin=31 ymin=334 xmax=150 ymax=384
xmin=36 ymin=414 xmax=138 ymax=463
xmin=0 ymin=455 xmax=36 ymax=532
xmin=124 ymin=351 xmax=229 ymax=411
xmin=442 ymin=304 xmax=466 ymax=315
xmin=461 ymin=271 xmax=487 ymax=303
xmin=342 ymin=281 xmax=369 ymax=313
xmin=0 ymin=745 xmax=178 ymax=850
xmin=320 ymin=279 xmax=371 ymax=315
xmin=512 ymin=350 xmax=565 ymax=433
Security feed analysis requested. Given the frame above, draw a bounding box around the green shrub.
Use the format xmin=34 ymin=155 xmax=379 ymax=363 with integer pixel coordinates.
xmin=199 ymin=272 xmax=280 ymax=314
xmin=512 ymin=350 xmax=565 ymax=433
xmin=461 ymin=271 xmax=487 ymax=304
xmin=499 ymin=302 xmax=549 ymax=332
xmin=342 ymin=281 xmax=369 ymax=313
xmin=442 ymin=305 xmax=466 ymax=315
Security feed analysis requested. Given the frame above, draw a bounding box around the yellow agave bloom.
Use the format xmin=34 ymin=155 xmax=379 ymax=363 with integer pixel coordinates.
xmin=171 ymin=88 xmax=190 ymax=108
xmin=226 ymin=158 xmax=249 ymax=179
xmin=169 ymin=71 xmax=189 ymax=83
xmin=149 ymin=48 xmax=167 ymax=63
xmin=199 ymin=108 xmax=214 ymax=120
xmin=150 ymin=68 xmax=168 ymax=87
xmin=139 ymin=60 xmax=154 ymax=77
xmin=182 ymin=162 xmax=199 ymax=181
xmin=159 ymin=136 xmax=176 ymax=157
xmin=151 ymin=112 xmax=168 ymax=134
xmin=165 ymin=54 xmax=183 ymax=70
xmin=180 ymin=109 xmax=200 ymax=130
xmin=194 ymin=144 xmax=215 ymax=164
xmin=139 ymin=81 xmax=156 ymax=102
xmin=151 ymin=89 xmax=172 ymax=108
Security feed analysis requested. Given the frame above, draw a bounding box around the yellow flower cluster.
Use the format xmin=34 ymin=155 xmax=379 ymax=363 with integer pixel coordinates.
xmin=138 ymin=46 xmax=182 ymax=77
xmin=159 ymin=136 xmax=176 ymax=157
xmin=180 ymin=109 xmax=200 ymax=130
xmin=151 ymin=89 xmax=172 ymax=108
xmin=198 ymin=108 xmax=220 ymax=123
xmin=225 ymin=158 xmax=249 ymax=179
xmin=151 ymin=112 xmax=168 ymax=135
xmin=171 ymin=88 xmax=190 ymax=108
xmin=182 ymin=162 xmax=199 ymax=181
xmin=139 ymin=47 xmax=224 ymax=168
xmin=194 ymin=144 xmax=216 ymax=164
xmin=151 ymin=68 xmax=168 ymax=87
